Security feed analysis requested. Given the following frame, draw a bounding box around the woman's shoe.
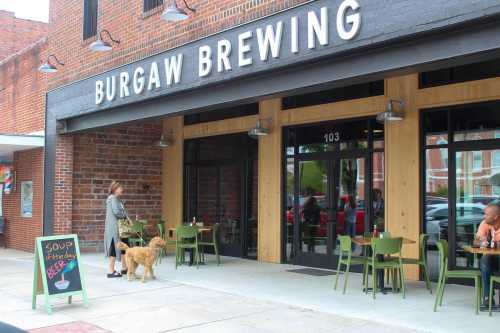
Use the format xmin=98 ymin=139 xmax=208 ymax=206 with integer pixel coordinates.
xmin=121 ymin=269 xmax=128 ymax=275
xmin=107 ymin=271 xmax=122 ymax=278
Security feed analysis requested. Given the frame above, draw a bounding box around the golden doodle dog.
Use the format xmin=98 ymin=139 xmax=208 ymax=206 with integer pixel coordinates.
xmin=117 ymin=236 xmax=166 ymax=283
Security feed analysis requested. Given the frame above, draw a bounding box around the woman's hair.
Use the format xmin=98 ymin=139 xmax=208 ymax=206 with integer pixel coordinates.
xmin=109 ymin=181 xmax=122 ymax=195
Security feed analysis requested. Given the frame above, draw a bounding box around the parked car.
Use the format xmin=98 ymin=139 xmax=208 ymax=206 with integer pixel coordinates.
xmin=426 ymin=202 xmax=485 ymax=244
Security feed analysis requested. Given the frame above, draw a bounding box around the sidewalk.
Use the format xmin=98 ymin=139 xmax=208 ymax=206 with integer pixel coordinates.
xmin=0 ymin=248 xmax=493 ymax=332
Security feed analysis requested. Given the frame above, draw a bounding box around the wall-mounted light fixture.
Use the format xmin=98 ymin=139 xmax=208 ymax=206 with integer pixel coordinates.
xmin=248 ymin=119 xmax=272 ymax=139
xmin=376 ymin=99 xmax=405 ymax=123
xmin=161 ymin=0 xmax=196 ymax=22
xmin=89 ymin=30 xmax=121 ymax=52
xmin=155 ymin=130 xmax=174 ymax=148
xmin=38 ymin=54 xmax=65 ymax=73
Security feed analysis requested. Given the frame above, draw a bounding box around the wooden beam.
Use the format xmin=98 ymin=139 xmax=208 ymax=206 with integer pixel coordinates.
xmin=417 ymin=76 xmax=500 ymax=108
xmin=258 ymin=98 xmax=282 ymax=263
xmin=183 ymin=115 xmax=259 ymax=139
xmin=162 ymin=116 xmax=184 ymax=250
xmin=281 ymin=96 xmax=386 ymax=126
xmin=385 ymin=74 xmax=421 ymax=280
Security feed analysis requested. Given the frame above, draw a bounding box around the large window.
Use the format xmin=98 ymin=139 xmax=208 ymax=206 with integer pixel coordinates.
xmin=282 ymin=81 xmax=384 ymax=110
xmin=419 ymin=58 xmax=500 ymax=89
xmin=83 ymin=0 xmax=98 ymax=40
xmin=144 ymin=0 xmax=163 ymax=12
xmin=422 ymin=101 xmax=500 ymax=279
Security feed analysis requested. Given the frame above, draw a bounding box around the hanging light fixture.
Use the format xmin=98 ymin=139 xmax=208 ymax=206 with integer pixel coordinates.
xmin=38 ymin=54 xmax=65 ymax=73
xmin=161 ymin=0 xmax=196 ymax=22
xmin=89 ymin=29 xmax=121 ymax=52
xmin=376 ymin=99 xmax=405 ymax=123
xmin=248 ymin=119 xmax=271 ymax=139
xmin=155 ymin=131 xmax=173 ymax=148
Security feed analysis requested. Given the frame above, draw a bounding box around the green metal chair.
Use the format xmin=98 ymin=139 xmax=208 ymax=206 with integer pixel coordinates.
xmin=175 ymin=225 xmax=200 ymax=269
xmin=489 ymin=276 xmax=500 ymax=316
xmin=401 ymin=233 xmax=432 ymax=293
xmin=198 ymin=223 xmax=220 ymax=266
xmin=334 ymin=235 xmax=367 ymax=294
xmin=364 ymin=237 xmax=405 ymax=299
xmin=128 ymin=220 xmax=146 ymax=247
xmin=433 ymin=239 xmax=481 ymax=314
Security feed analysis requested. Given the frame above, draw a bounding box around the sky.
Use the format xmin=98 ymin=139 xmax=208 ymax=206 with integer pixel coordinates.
xmin=0 ymin=0 xmax=49 ymax=22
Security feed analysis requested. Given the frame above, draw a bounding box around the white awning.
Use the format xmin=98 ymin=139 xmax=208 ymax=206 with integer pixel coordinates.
xmin=0 ymin=134 xmax=44 ymax=162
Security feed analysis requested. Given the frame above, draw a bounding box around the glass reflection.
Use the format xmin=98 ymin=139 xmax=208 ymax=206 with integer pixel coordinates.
xmin=299 ymin=160 xmax=328 ymax=254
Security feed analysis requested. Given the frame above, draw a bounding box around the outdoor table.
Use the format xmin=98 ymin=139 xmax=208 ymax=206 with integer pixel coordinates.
xmin=352 ymin=236 xmax=416 ymax=294
xmin=352 ymin=236 xmax=416 ymax=246
xmin=463 ymin=245 xmax=500 ymax=312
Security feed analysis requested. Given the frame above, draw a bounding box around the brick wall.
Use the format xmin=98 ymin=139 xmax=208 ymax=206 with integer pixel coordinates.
xmin=3 ymin=148 xmax=44 ymax=252
xmin=0 ymin=10 xmax=48 ymax=62
xmin=47 ymin=0 xmax=308 ymax=90
xmin=0 ymin=39 xmax=47 ymax=134
xmin=72 ymin=121 xmax=163 ymax=252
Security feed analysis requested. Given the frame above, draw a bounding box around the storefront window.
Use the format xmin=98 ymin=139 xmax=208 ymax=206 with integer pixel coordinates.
xmin=422 ymin=101 xmax=500 ymax=276
xmin=424 ymin=148 xmax=449 ymax=280
xmin=372 ymin=152 xmax=385 ymax=231
xmin=285 ymin=158 xmax=294 ymax=262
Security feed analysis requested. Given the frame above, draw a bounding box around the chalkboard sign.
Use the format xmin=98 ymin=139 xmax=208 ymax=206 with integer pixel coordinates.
xmin=32 ymin=235 xmax=88 ymax=314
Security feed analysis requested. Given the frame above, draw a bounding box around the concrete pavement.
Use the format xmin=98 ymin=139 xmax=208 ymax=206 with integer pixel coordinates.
xmin=0 ymin=248 xmax=494 ymax=332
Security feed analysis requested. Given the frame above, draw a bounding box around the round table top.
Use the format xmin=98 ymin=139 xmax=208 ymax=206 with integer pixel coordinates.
xmin=351 ymin=236 xmax=415 ymax=246
xmin=462 ymin=245 xmax=500 ymax=255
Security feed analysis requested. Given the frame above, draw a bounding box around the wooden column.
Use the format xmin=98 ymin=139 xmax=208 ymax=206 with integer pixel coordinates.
xmin=258 ymin=98 xmax=282 ymax=263
xmin=385 ymin=74 xmax=421 ymax=280
xmin=162 ymin=116 xmax=184 ymax=250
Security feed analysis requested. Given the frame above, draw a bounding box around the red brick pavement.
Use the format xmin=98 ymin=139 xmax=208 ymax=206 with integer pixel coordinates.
xmin=28 ymin=321 xmax=111 ymax=333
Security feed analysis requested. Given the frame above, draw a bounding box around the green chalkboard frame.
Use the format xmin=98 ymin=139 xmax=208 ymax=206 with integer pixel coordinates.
xmin=32 ymin=234 xmax=88 ymax=314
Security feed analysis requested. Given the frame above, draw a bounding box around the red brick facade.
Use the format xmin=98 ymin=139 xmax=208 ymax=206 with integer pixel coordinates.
xmin=48 ymin=0 xmax=304 ymax=250
xmin=0 ymin=39 xmax=47 ymax=134
xmin=47 ymin=0 xmax=308 ymax=90
xmin=0 ymin=15 xmax=47 ymax=252
xmin=71 ymin=122 xmax=163 ymax=252
xmin=0 ymin=10 xmax=48 ymax=62
xmin=2 ymin=149 xmax=44 ymax=251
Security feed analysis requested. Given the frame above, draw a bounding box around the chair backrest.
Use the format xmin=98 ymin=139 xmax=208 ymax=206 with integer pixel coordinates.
xmin=418 ymin=233 xmax=429 ymax=261
xmin=212 ymin=223 xmax=220 ymax=239
xmin=436 ymin=239 xmax=448 ymax=267
xmin=380 ymin=231 xmax=391 ymax=238
xmin=132 ymin=221 xmax=145 ymax=234
xmin=371 ymin=237 xmax=402 ymax=256
xmin=176 ymin=225 xmax=198 ymax=241
xmin=338 ymin=235 xmax=352 ymax=253
xmin=157 ymin=223 xmax=165 ymax=238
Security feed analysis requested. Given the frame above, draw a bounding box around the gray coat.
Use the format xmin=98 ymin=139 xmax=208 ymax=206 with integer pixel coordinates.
xmin=104 ymin=194 xmax=127 ymax=261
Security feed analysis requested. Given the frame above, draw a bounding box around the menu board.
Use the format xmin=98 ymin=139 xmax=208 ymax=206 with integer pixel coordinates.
xmin=32 ymin=234 xmax=88 ymax=314
xmin=40 ymin=237 xmax=82 ymax=295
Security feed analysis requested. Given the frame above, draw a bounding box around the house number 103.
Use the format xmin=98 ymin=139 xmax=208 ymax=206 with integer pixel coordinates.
xmin=324 ymin=132 xmax=340 ymax=143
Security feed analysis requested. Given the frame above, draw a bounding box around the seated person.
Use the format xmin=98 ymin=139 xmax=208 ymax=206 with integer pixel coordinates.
xmin=476 ymin=201 xmax=500 ymax=306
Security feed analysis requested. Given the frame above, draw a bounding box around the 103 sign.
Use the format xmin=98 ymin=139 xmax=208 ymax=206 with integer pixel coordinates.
xmin=324 ymin=132 xmax=340 ymax=143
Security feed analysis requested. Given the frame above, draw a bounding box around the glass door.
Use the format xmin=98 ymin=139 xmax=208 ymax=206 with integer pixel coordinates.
xmin=334 ymin=156 xmax=367 ymax=257
xmin=454 ymin=148 xmax=500 ymax=269
xmin=292 ymin=155 xmax=368 ymax=267
xmin=294 ymin=158 xmax=332 ymax=267
xmin=218 ymin=163 xmax=244 ymax=257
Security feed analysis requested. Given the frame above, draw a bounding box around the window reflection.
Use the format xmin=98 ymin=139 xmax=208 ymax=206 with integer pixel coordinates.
xmin=299 ymin=160 xmax=328 ymax=254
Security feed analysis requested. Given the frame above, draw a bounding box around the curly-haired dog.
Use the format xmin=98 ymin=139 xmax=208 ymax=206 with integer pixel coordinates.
xmin=117 ymin=236 xmax=166 ymax=282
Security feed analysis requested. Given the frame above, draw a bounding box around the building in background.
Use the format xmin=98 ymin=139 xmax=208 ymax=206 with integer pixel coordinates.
xmin=0 ymin=10 xmax=47 ymax=251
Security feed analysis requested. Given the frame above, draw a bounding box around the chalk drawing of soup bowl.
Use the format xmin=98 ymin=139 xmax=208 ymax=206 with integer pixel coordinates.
xmin=54 ymin=279 xmax=70 ymax=290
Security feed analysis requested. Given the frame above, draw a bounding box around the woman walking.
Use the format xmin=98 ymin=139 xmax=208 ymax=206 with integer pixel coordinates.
xmin=104 ymin=181 xmax=129 ymax=278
